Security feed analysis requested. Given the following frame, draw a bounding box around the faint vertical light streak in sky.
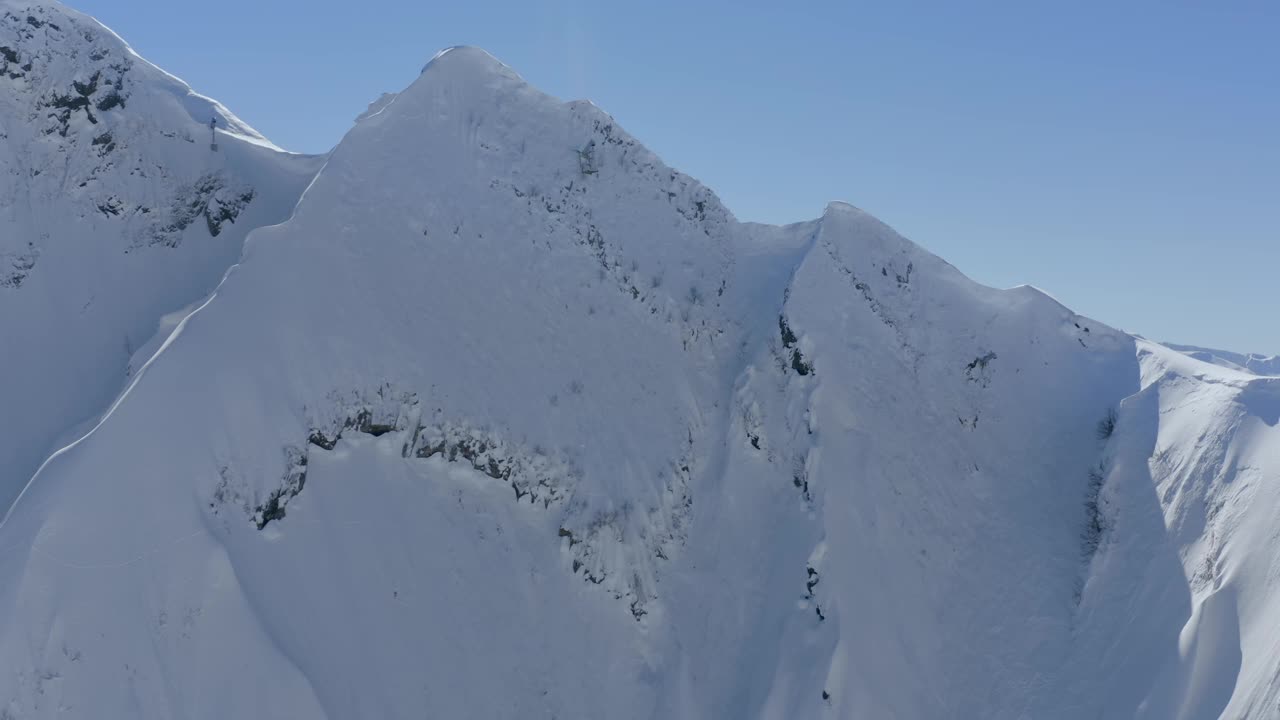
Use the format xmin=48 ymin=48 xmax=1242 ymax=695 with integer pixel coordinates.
xmin=553 ymin=0 xmax=591 ymax=100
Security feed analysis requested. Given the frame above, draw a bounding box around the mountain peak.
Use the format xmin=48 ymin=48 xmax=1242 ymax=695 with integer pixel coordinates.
xmin=0 ymin=0 xmax=278 ymax=148
xmin=420 ymin=45 xmax=518 ymax=79
xmin=0 ymin=0 xmax=321 ymax=515
xmin=3 ymin=11 xmax=1279 ymax=720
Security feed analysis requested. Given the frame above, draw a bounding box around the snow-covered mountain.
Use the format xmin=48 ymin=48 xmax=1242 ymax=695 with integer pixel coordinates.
xmin=1 ymin=4 xmax=1277 ymax=719
xmin=0 ymin=0 xmax=322 ymax=509
xmin=1162 ymin=342 xmax=1280 ymax=377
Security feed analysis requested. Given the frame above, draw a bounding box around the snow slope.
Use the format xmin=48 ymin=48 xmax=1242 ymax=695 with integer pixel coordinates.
xmin=1071 ymin=342 xmax=1280 ymax=720
xmin=0 ymin=0 xmax=323 ymax=509
xmin=1 ymin=16 xmax=1277 ymax=720
xmin=1162 ymin=343 xmax=1280 ymax=377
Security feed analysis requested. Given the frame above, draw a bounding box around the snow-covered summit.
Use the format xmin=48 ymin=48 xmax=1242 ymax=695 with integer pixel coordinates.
xmin=1 ymin=9 xmax=1278 ymax=719
xmin=0 ymin=0 xmax=322 ymax=509
xmin=1 ymin=0 xmax=271 ymax=145
xmin=419 ymin=44 xmax=513 ymax=76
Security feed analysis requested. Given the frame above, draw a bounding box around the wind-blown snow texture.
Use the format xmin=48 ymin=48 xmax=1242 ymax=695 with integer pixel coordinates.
xmin=1 ymin=7 xmax=1277 ymax=720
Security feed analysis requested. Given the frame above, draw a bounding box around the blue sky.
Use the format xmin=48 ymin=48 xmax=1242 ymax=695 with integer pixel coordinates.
xmin=76 ymin=0 xmax=1279 ymax=354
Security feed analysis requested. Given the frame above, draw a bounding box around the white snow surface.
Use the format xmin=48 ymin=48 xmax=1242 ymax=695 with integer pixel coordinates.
xmin=0 ymin=0 xmax=323 ymax=509
xmin=1 ymin=9 xmax=1278 ymax=720
xmin=1162 ymin=342 xmax=1280 ymax=377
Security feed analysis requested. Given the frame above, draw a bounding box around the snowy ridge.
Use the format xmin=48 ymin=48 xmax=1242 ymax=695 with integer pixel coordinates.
xmin=0 ymin=0 xmax=323 ymax=510
xmin=1072 ymin=342 xmax=1280 ymax=719
xmin=1 ymin=15 xmax=1278 ymax=720
xmin=1162 ymin=341 xmax=1280 ymax=377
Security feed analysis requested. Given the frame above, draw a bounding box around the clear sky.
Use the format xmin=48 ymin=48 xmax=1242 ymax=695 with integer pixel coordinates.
xmin=74 ymin=0 xmax=1279 ymax=355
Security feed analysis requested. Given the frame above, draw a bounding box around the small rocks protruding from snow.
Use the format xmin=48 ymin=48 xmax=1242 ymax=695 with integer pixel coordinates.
xmin=779 ymin=314 xmax=813 ymax=376
xmin=0 ymin=0 xmax=321 ymax=508
xmin=0 ymin=241 xmax=37 ymax=288
xmin=263 ymin=386 xmax=690 ymax=622
xmin=3 ymin=17 xmax=1279 ymax=719
xmin=252 ymin=446 xmax=308 ymax=530
xmin=146 ymin=172 xmax=256 ymax=246
xmin=965 ymin=350 xmax=998 ymax=387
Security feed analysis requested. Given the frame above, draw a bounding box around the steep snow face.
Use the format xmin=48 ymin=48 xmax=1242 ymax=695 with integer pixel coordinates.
xmin=0 ymin=45 xmax=748 ymax=719
xmin=1 ymin=31 xmax=1278 ymax=720
xmin=0 ymin=0 xmax=323 ymax=506
xmin=744 ymin=203 xmax=1145 ymax=719
xmin=1067 ymin=342 xmax=1280 ymax=720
